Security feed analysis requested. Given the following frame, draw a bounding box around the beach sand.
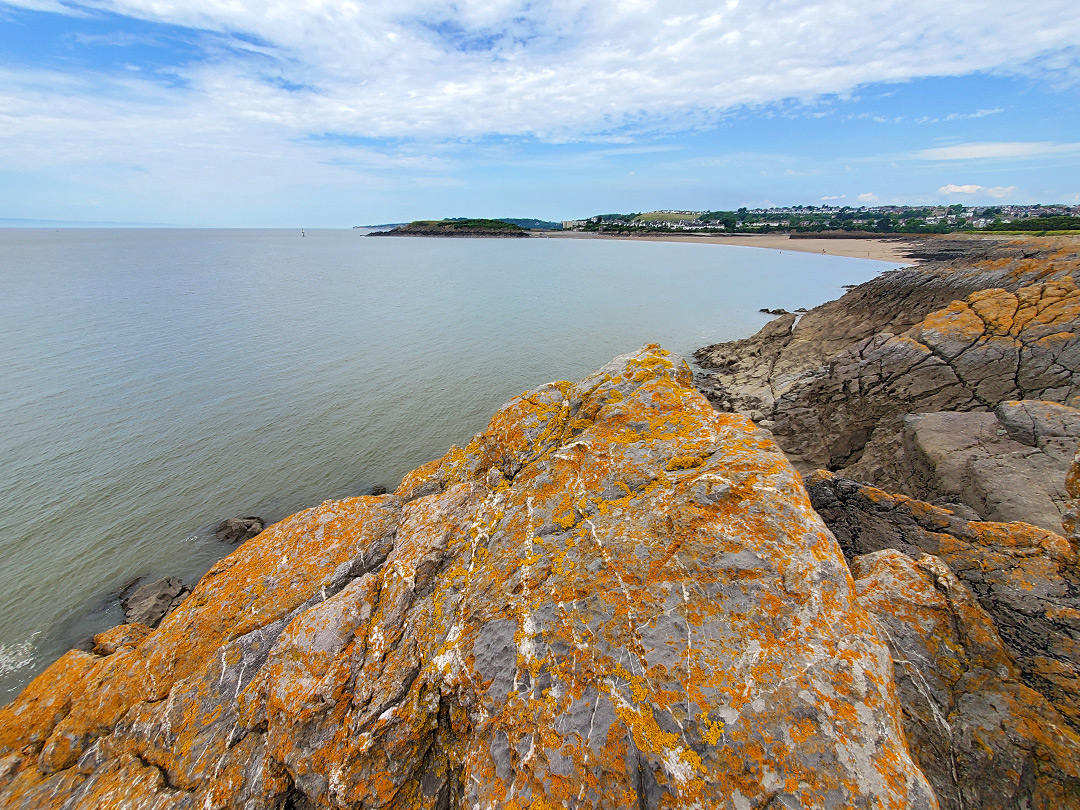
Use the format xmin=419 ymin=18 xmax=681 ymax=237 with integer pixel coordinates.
xmin=542 ymin=231 xmax=917 ymax=263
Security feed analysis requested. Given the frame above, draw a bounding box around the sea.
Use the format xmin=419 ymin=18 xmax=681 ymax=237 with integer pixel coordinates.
xmin=0 ymin=228 xmax=898 ymax=700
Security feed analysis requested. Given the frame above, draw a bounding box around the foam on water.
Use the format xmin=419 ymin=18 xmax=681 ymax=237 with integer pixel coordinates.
xmin=0 ymin=633 xmax=40 ymax=679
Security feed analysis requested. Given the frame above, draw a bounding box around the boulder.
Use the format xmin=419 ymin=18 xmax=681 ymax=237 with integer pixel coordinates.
xmin=874 ymin=400 xmax=1080 ymax=533
xmin=120 ymin=576 xmax=189 ymax=628
xmin=214 ymin=516 xmax=265 ymax=544
xmin=807 ymin=470 xmax=1080 ymax=733
xmin=852 ymin=549 xmax=1080 ymax=809
xmin=0 ymin=347 xmax=936 ymax=809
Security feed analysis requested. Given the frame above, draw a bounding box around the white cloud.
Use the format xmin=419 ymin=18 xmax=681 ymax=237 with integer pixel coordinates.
xmin=820 ymin=194 xmax=846 ymax=200
xmin=857 ymin=192 xmax=878 ymax=203
xmin=939 ymin=183 xmax=1018 ymax=198
xmin=1 ymin=0 xmax=1079 ymax=221
xmin=915 ymin=142 xmax=1080 ymax=161
xmin=0 ymin=0 xmax=1078 ymax=143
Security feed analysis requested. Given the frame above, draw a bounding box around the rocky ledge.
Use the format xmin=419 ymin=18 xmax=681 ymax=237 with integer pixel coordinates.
xmin=1 ymin=346 xmax=941 ymax=808
xmin=696 ymin=235 xmax=1080 ymax=535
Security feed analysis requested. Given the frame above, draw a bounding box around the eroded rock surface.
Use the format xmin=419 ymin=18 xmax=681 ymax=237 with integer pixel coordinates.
xmin=214 ymin=516 xmax=265 ymax=544
xmin=807 ymin=470 xmax=1080 ymax=735
xmin=852 ymin=549 xmax=1080 ymax=810
xmin=120 ymin=576 xmax=190 ymax=628
xmin=878 ymin=400 xmax=1080 ymax=533
xmin=0 ymin=347 xmax=936 ymax=809
xmin=696 ymin=238 xmax=1080 ymax=478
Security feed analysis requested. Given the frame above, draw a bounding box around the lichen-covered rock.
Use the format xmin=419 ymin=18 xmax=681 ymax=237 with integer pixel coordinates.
xmin=777 ymin=278 xmax=1080 ymax=476
xmin=852 ymin=549 xmax=1080 ymax=809
xmin=696 ymin=238 xmax=1079 ymax=416
xmin=1066 ymin=442 xmax=1080 ymax=543
xmin=0 ymin=346 xmax=936 ymax=809
xmin=807 ymin=470 xmax=1080 ymax=734
xmin=695 ymin=238 xmax=1080 ymax=479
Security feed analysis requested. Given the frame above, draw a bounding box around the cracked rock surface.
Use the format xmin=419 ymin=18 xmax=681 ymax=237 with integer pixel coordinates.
xmin=808 ymin=470 xmax=1080 ymax=739
xmin=0 ymin=346 xmax=935 ymax=809
xmin=877 ymin=400 xmax=1080 ymax=533
xmin=852 ymin=549 xmax=1080 ymax=810
xmin=695 ymin=237 xmax=1080 ymax=479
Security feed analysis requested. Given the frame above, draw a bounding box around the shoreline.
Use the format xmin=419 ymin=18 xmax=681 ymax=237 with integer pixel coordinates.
xmin=540 ymin=230 xmax=932 ymax=263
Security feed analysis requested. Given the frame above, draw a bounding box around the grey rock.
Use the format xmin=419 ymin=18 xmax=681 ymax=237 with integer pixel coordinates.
xmin=866 ymin=401 xmax=1080 ymax=533
xmin=120 ymin=576 xmax=189 ymax=628
xmin=214 ymin=516 xmax=265 ymax=544
xmin=807 ymin=469 xmax=1080 ymax=734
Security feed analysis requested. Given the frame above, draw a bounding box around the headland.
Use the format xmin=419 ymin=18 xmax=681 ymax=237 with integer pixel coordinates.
xmin=370 ymin=218 xmax=531 ymax=237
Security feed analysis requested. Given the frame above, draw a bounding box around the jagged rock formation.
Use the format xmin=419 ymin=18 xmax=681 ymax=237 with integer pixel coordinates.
xmin=120 ymin=576 xmax=190 ymax=628
xmin=852 ymin=549 xmax=1080 ymax=810
xmin=215 ymin=516 xmax=266 ymax=544
xmin=807 ymin=471 xmax=1080 ymax=738
xmin=695 ymin=238 xmax=1080 ymax=481
xmin=884 ymin=400 xmax=1080 ymax=532
xmin=0 ymin=347 xmax=936 ymax=809
xmin=1066 ymin=444 xmax=1080 ymax=543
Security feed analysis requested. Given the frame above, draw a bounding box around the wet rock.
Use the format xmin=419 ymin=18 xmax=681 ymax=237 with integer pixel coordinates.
xmin=853 ymin=549 xmax=1080 ymax=809
xmin=808 ymin=469 xmax=1080 ymax=734
xmin=120 ymin=577 xmax=189 ymax=629
xmin=214 ymin=516 xmax=265 ymax=544
xmin=0 ymin=347 xmax=936 ymax=810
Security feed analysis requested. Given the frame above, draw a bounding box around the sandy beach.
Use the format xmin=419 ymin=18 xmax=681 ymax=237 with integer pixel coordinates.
xmin=542 ymin=231 xmax=918 ymax=263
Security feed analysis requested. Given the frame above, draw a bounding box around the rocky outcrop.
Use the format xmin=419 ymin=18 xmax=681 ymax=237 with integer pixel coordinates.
xmin=119 ymin=576 xmax=190 ymax=628
xmin=773 ymin=278 xmax=1079 ymax=474
xmin=807 ymin=470 xmax=1080 ymax=735
xmin=852 ymin=549 xmax=1080 ymax=810
xmin=0 ymin=347 xmax=936 ymax=809
xmin=215 ymin=516 xmax=265 ymax=544
xmin=695 ymin=238 xmax=1080 ymax=479
xmin=1066 ymin=444 xmax=1080 ymax=543
xmin=878 ymin=400 xmax=1080 ymax=533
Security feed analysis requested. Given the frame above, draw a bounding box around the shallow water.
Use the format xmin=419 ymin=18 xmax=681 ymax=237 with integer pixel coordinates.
xmin=0 ymin=228 xmax=896 ymax=699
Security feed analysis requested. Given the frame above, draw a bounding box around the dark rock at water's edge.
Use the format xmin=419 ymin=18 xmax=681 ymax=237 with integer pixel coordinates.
xmin=214 ymin=515 xmax=265 ymax=544
xmin=120 ymin=576 xmax=190 ymax=628
xmin=757 ymin=307 xmax=789 ymax=315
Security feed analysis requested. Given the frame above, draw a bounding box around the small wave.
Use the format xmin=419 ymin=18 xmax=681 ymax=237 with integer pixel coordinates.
xmin=0 ymin=632 xmax=40 ymax=677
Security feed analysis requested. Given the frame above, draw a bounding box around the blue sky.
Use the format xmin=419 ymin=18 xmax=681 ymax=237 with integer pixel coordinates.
xmin=1 ymin=0 xmax=1079 ymax=226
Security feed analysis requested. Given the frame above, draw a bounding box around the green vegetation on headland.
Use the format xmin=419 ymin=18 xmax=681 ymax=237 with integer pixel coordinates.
xmin=568 ymin=205 xmax=1080 ymax=236
xmin=369 ymin=219 xmax=531 ymax=237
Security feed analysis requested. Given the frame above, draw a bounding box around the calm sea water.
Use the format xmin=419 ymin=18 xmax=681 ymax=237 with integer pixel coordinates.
xmin=0 ymin=228 xmax=896 ymax=699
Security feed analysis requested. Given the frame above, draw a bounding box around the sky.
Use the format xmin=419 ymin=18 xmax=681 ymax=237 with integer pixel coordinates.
xmin=1 ymin=0 xmax=1079 ymax=226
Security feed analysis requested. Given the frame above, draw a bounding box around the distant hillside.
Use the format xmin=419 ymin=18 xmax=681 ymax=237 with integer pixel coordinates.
xmin=495 ymin=218 xmax=562 ymax=230
xmin=368 ymin=219 xmax=531 ymax=238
